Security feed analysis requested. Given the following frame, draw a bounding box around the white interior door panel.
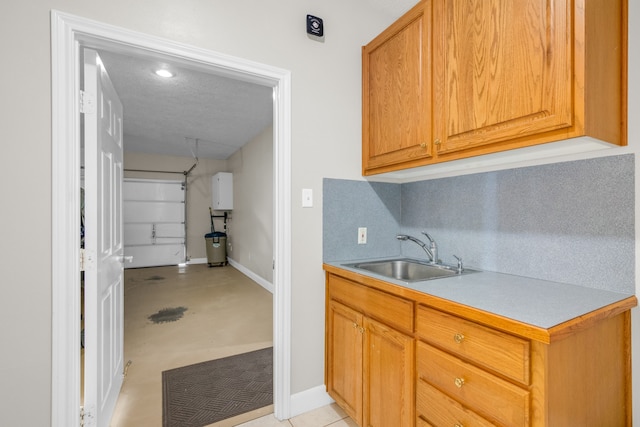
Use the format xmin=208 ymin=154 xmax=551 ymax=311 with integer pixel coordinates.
xmin=83 ymin=48 xmax=124 ymax=427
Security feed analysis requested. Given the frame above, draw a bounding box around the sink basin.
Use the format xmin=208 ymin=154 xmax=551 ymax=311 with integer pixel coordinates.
xmin=344 ymin=258 xmax=477 ymax=282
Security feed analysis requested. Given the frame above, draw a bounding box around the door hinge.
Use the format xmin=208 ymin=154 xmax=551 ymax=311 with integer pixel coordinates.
xmin=81 ymin=248 xmax=96 ymax=271
xmin=80 ymin=90 xmax=96 ymax=114
xmin=81 ymin=405 xmax=95 ymax=427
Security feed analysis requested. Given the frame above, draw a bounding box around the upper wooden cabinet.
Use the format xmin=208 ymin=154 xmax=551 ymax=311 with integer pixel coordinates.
xmin=362 ymin=0 xmax=627 ymax=176
xmin=362 ymin=1 xmax=432 ymax=174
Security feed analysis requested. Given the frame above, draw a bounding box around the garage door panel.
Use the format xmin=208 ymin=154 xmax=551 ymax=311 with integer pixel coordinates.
xmin=123 ymin=179 xmax=186 ymax=268
xmin=124 ymin=223 xmax=185 ymax=245
xmin=123 ymin=201 xmax=184 ymax=223
xmin=126 ymin=244 xmax=185 ymax=269
xmin=124 ymin=223 xmax=151 ymax=245
xmin=123 ymin=180 xmax=184 ymax=201
xmin=154 ymin=223 xmax=185 ymax=239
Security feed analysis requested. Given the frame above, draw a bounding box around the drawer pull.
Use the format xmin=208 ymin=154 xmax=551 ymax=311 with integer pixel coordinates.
xmin=454 ymin=377 xmax=465 ymax=388
xmin=453 ymin=333 xmax=465 ymax=344
xmin=455 ymin=424 xmax=464 ymax=427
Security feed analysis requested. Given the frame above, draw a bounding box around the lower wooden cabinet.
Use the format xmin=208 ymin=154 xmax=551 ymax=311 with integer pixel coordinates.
xmin=324 ymin=268 xmax=634 ymax=427
xmin=417 ymin=341 xmax=529 ymax=426
xmin=417 ymin=379 xmax=496 ymax=427
xmin=416 ymin=305 xmax=530 ymax=426
xmin=326 ymin=300 xmax=362 ymax=422
xmin=326 ymin=276 xmax=414 ymax=426
xmin=363 ymin=315 xmax=414 ymax=426
xmin=414 ymin=304 xmax=632 ymax=426
xmin=416 ymin=305 xmax=530 ymax=385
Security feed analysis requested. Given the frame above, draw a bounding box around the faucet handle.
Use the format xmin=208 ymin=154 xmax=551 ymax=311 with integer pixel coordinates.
xmin=452 ymin=255 xmax=463 ymax=273
xmin=421 ymin=231 xmax=435 ymax=243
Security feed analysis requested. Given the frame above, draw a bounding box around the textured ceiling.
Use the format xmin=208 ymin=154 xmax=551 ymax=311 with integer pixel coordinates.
xmin=98 ymin=50 xmax=273 ymax=160
xmin=97 ymin=0 xmax=418 ymax=160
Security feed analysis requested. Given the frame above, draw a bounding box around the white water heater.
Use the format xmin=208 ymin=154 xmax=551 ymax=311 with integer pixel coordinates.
xmin=211 ymin=172 xmax=233 ymax=210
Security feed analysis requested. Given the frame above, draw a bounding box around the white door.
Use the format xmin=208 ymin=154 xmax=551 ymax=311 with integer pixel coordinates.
xmin=83 ymin=48 xmax=125 ymax=427
xmin=123 ymin=179 xmax=186 ymax=268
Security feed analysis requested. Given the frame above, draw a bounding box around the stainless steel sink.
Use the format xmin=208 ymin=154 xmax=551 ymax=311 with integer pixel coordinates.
xmin=344 ymin=258 xmax=478 ymax=282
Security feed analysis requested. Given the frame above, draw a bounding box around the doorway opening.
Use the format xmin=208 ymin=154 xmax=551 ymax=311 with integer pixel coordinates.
xmin=52 ymin=10 xmax=292 ymax=427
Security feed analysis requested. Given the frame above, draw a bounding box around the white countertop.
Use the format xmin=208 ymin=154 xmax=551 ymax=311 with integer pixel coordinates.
xmin=325 ymin=258 xmax=635 ymax=329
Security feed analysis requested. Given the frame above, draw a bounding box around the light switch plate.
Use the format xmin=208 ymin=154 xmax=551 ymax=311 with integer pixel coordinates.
xmin=302 ymin=188 xmax=313 ymax=207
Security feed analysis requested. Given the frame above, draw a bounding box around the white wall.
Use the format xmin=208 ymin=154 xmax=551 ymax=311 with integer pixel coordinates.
xmin=0 ymin=0 xmax=396 ymax=425
xmin=227 ymin=125 xmax=274 ymax=283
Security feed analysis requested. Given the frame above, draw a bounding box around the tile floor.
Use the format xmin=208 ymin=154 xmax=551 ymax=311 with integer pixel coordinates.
xmin=108 ymin=264 xmax=352 ymax=427
xmin=237 ymin=404 xmax=357 ymax=427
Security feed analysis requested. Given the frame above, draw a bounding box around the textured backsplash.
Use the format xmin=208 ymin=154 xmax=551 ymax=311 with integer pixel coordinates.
xmin=323 ymin=154 xmax=635 ymax=293
xmin=323 ymin=178 xmax=402 ymax=261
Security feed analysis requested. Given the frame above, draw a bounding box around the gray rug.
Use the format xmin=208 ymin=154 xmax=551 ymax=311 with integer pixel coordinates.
xmin=162 ymin=347 xmax=273 ymax=427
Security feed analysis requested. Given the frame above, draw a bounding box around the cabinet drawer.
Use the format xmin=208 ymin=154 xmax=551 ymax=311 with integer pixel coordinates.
xmin=417 ymin=305 xmax=530 ymax=384
xmin=417 ymin=379 xmax=496 ymax=427
xmin=417 ymin=342 xmax=529 ymax=427
xmin=328 ymin=274 xmax=413 ymax=333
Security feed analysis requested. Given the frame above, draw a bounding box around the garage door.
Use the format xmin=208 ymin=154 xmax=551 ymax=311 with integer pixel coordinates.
xmin=123 ymin=178 xmax=185 ymax=268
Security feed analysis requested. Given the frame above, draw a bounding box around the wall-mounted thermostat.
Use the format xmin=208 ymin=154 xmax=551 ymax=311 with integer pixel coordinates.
xmin=307 ymin=15 xmax=324 ymax=37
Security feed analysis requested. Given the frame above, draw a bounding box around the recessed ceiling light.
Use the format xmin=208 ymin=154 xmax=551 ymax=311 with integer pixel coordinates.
xmin=155 ymin=69 xmax=174 ymax=78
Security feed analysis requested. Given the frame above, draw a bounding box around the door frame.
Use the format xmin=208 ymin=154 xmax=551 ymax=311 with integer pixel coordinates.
xmin=51 ymin=10 xmax=292 ymax=427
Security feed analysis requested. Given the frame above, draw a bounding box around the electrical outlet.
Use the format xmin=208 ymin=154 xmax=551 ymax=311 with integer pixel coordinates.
xmin=358 ymin=227 xmax=367 ymax=244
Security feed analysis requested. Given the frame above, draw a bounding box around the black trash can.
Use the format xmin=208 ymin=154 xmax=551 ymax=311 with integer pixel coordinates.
xmin=204 ymin=232 xmax=227 ymax=266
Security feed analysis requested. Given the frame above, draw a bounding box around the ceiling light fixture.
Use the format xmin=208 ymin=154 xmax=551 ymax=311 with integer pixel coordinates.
xmin=155 ymin=69 xmax=174 ymax=78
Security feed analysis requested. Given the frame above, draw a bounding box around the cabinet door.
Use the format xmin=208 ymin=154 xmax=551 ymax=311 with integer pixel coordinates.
xmin=363 ymin=316 xmax=415 ymax=427
xmin=433 ymin=0 xmax=573 ymax=155
xmin=326 ymin=300 xmax=363 ymax=425
xmin=362 ymin=0 xmax=432 ymax=175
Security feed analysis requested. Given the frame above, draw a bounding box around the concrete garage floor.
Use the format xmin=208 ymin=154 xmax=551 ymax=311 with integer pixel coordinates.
xmin=108 ymin=264 xmax=354 ymax=427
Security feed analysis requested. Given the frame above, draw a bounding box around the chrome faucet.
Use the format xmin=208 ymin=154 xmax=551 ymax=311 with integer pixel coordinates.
xmin=396 ymin=232 xmax=438 ymax=264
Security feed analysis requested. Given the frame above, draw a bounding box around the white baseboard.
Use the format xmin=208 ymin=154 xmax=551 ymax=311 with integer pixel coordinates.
xmin=227 ymin=257 xmax=274 ymax=294
xmin=188 ymin=257 xmax=273 ymax=294
xmin=290 ymin=385 xmax=335 ymax=418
